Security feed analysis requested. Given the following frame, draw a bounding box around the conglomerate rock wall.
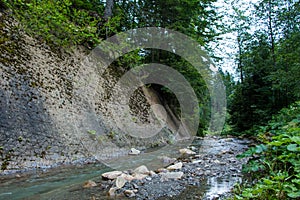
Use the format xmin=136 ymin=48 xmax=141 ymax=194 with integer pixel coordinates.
xmin=0 ymin=11 xmax=181 ymax=172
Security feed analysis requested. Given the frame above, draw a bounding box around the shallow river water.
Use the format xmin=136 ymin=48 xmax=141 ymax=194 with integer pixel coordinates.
xmin=0 ymin=137 xmax=250 ymax=200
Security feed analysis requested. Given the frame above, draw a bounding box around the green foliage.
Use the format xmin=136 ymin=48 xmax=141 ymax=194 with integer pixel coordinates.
xmin=87 ymin=130 xmax=96 ymax=135
xmin=108 ymin=131 xmax=116 ymax=139
xmin=97 ymin=135 xmax=108 ymax=143
xmin=228 ymin=0 xmax=300 ymax=133
xmin=233 ymin=102 xmax=300 ymax=199
xmin=2 ymin=0 xmax=222 ymax=137
xmin=107 ymin=0 xmax=221 ymax=136
xmin=142 ymin=50 xmax=211 ymax=136
xmin=0 ymin=148 xmax=14 ymax=171
xmin=17 ymin=136 xmax=23 ymax=142
xmin=4 ymin=0 xmax=103 ymax=48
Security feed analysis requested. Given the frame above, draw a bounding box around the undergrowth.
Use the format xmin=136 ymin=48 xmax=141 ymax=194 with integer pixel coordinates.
xmin=232 ymin=101 xmax=300 ymax=199
xmin=3 ymin=0 xmax=103 ymax=49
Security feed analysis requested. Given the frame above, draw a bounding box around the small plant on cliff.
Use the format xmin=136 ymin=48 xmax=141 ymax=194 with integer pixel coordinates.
xmin=17 ymin=136 xmax=23 ymax=142
xmin=108 ymin=131 xmax=116 ymax=139
xmin=0 ymin=148 xmax=14 ymax=171
xmin=87 ymin=130 xmax=96 ymax=135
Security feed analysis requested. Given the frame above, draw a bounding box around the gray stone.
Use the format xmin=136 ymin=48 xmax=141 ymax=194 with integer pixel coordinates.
xmin=116 ymin=176 xmax=126 ymax=189
xmin=124 ymin=190 xmax=136 ymax=197
xmin=133 ymin=165 xmax=149 ymax=175
xmin=129 ymin=148 xmax=141 ymax=155
xmin=120 ymin=173 xmax=135 ymax=181
xmin=156 ymin=168 xmax=168 ymax=173
xmin=179 ymin=148 xmax=196 ymax=156
xmin=167 ymin=162 xmax=183 ymax=170
xmin=133 ymin=173 xmax=148 ymax=180
xmin=160 ymin=171 xmax=184 ymax=179
xmin=102 ymin=171 xmax=122 ymax=180
xmin=192 ymin=159 xmax=202 ymax=164
xmin=108 ymin=187 xmax=117 ymax=197
xmin=83 ymin=180 xmax=97 ymax=188
xmin=158 ymin=156 xmax=176 ymax=165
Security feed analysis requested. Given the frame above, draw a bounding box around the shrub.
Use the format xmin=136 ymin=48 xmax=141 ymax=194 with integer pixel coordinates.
xmin=4 ymin=0 xmax=103 ymax=48
xmin=234 ymin=102 xmax=300 ymax=199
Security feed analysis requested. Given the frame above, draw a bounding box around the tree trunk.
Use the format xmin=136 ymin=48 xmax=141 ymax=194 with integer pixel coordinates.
xmin=237 ymin=35 xmax=244 ymax=83
xmin=104 ymin=0 xmax=114 ymax=20
xmin=268 ymin=0 xmax=276 ymax=67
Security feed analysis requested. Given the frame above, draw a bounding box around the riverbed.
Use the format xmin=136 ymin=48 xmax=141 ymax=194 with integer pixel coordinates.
xmin=0 ymin=136 xmax=251 ymax=200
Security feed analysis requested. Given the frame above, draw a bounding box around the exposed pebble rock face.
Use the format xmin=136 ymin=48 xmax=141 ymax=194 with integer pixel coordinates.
xmin=0 ymin=11 xmax=181 ymax=172
xmin=0 ymin=11 xmax=76 ymax=171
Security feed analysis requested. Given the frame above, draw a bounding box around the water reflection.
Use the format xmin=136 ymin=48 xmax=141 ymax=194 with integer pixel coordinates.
xmin=204 ymin=176 xmax=241 ymax=199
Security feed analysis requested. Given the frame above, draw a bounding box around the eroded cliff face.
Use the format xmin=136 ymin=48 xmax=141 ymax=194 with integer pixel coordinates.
xmin=0 ymin=11 xmax=86 ymax=170
xmin=0 ymin=11 xmax=184 ymax=172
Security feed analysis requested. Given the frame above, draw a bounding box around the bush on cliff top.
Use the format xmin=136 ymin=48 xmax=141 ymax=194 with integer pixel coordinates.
xmin=3 ymin=0 xmax=103 ymax=48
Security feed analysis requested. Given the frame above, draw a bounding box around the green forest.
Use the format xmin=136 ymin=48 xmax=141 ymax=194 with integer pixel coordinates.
xmin=1 ymin=0 xmax=300 ymax=199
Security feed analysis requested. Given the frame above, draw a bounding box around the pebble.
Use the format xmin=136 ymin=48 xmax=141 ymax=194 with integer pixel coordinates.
xmin=116 ymin=176 xmax=126 ymax=188
xmin=190 ymin=146 xmax=197 ymax=151
xmin=120 ymin=173 xmax=135 ymax=181
xmin=192 ymin=159 xmax=202 ymax=164
xmin=149 ymin=170 xmax=156 ymax=176
xmin=220 ymin=150 xmax=227 ymax=155
xmin=156 ymin=168 xmax=168 ymax=173
xmin=214 ymin=160 xmax=220 ymax=164
xmin=83 ymin=180 xmax=97 ymax=188
xmin=124 ymin=189 xmax=136 ymax=197
xmin=133 ymin=165 xmax=149 ymax=175
xmin=179 ymin=148 xmax=196 ymax=156
xmin=167 ymin=162 xmax=183 ymax=170
xmin=133 ymin=173 xmax=148 ymax=180
xmin=132 ymin=183 xmax=139 ymax=189
xmin=158 ymin=156 xmax=177 ymax=165
xmin=102 ymin=171 xmax=122 ymax=180
xmin=204 ymin=170 xmax=211 ymax=175
xmin=108 ymin=187 xmax=117 ymax=197
xmin=197 ymin=170 xmax=204 ymax=175
xmin=160 ymin=171 xmax=184 ymax=180
xmin=129 ymin=148 xmax=141 ymax=155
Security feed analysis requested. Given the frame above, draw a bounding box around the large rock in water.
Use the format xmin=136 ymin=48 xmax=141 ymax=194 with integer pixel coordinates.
xmin=133 ymin=165 xmax=150 ymax=175
xmin=129 ymin=148 xmax=141 ymax=155
xmin=179 ymin=148 xmax=196 ymax=156
xmin=102 ymin=171 xmax=123 ymax=180
xmin=120 ymin=173 xmax=135 ymax=181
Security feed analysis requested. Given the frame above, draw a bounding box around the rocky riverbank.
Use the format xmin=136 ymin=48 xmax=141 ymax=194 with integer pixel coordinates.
xmin=80 ymin=136 xmax=252 ymax=200
xmin=0 ymin=136 xmax=252 ymax=199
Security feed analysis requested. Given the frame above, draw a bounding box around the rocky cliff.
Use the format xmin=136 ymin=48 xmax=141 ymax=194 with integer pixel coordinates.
xmin=0 ymin=10 xmax=186 ymax=172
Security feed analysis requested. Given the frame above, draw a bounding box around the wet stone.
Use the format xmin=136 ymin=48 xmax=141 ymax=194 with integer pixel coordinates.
xmin=102 ymin=171 xmax=122 ymax=180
